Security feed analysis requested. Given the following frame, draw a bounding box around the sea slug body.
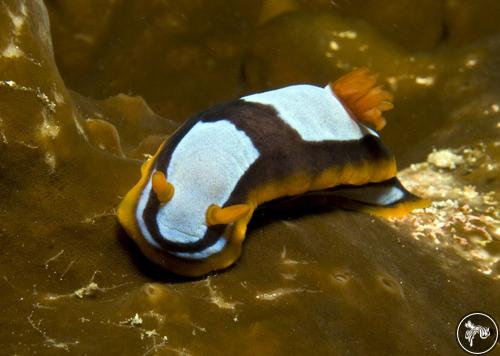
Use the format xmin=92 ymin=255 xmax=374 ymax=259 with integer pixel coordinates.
xmin=118 ymin=68 xmax=429 ymax=276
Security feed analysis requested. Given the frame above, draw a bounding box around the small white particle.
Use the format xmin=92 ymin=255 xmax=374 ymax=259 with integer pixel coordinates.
xmin=329 ymin=40 xmax=339 ymax=51
xmin=332 ymin=30 xmax=357 ymax=39
xmin=465 ymin=56 xmax=478 ymax=68
xmin=144 ymin=330 xmax=159 ymax=338
xmin=386 ymin=77 xmax=398 ymax=91
xmin=120 ymin=313 xmax=143 ymax=327
xmin=44 ymin=151 xmax=56 ymax=172
xmin=53 ymin=91 xmax=65 ymax=105
xmin=0 ymin=117 xmax=7 ymax=144
xmin=2 ymin=42 xmax=23 ymax=58
xmin=415 ymin=76 xmax=435 ymax=86
xmin=39 ymin=118 xmax=60 ymax=139
xmin=427 ymin=149 xmax=464 ymax=169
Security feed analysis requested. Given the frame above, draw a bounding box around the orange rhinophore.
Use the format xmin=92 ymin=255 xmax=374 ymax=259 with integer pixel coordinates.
xmin=206 ymin=204 xmax=251 ymax=226
xmin=151 ymin=171 xmax=174 ymax=203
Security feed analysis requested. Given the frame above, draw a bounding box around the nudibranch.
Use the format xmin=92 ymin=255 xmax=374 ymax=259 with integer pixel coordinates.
xmin=118 ymin=68 xmax=429 ymax=277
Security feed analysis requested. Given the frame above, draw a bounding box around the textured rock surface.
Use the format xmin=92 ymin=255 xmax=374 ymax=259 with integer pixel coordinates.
xmin=0 ymin=0 xmax=498 ymax=355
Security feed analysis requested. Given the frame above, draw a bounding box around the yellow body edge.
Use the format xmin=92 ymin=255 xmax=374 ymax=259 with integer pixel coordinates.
xmin=117 ymin=141 xmax=249 ymax=277
xmin=119 ymin=141 xmax=424 ymax=277
xmin=360 ymin=198 xmax=431 ymax=218
xmin=118 ymin=142 xmax=164 ymax=246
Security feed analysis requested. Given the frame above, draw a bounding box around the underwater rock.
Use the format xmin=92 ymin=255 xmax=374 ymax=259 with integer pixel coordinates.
xmin=443 ymin=0 xmax=500 ymax=47
xmin=334 ymin=0 xmax=444 ymax=51
xmin=72 ymin=92 xmax=177 ymax=157
xmin=259 ymin=0 xmax=299 ymax=24
xmin=317 ymin=0 xmax=444 ymax=51
xmin=84 ymin=118 xmax=125 ymax=157
xmin=45 ymin=0 xmax=119 ymax=86
xmin=245 ymin=11 xmax=403 ymax=89
xmin=0 ymin=0 xmax=498 ymax=355
xmin=46 ymin=0 xmax=263 ymax=121
xmin=260 ymin=0 xmax=500 ymax=50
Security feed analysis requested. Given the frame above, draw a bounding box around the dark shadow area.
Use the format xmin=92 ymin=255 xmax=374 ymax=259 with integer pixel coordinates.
xmin=115 ymin=226 xmax=205 ymax=283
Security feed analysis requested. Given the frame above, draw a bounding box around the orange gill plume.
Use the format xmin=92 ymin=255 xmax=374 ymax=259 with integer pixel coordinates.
xmin=331 ymin=68 xmax=393 ymax=131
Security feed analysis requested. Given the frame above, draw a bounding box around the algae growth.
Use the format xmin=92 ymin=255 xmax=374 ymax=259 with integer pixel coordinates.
xmin=0 ymin=0 xmax=498 ymax=355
